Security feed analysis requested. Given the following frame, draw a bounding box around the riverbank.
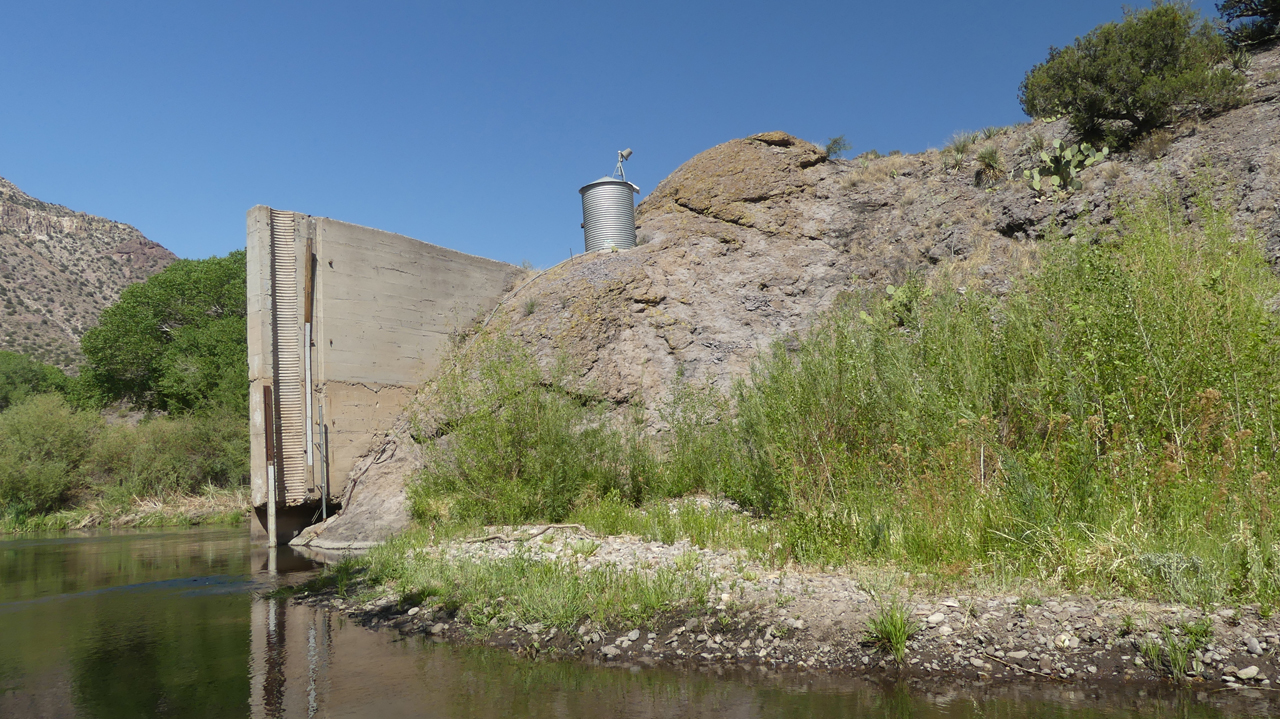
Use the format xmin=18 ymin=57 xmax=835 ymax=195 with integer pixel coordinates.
xmin=0 ymin=485 xmax=249 ymax=533
xmin=279 ymin=505 xmax=1279 ymax=706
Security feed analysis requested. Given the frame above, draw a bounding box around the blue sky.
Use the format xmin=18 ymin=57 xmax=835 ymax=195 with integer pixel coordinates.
xmin=0 ymin=1 xmax=1215 ymax=267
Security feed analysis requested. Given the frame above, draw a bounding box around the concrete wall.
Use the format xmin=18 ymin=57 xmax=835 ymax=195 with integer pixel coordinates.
xmin=247 ymin=206 xmax=518 ymax=544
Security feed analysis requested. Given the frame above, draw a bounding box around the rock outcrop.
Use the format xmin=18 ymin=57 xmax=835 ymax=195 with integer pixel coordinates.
xmin=0 ymin=176 xmax=175 ymax=367
xmin=297 ymin=42 xmax=1280 ymax=549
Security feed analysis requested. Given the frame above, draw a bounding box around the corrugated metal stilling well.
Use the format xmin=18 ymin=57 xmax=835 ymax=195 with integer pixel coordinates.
xmin=580 ymin=177 xmax=639 ymax=252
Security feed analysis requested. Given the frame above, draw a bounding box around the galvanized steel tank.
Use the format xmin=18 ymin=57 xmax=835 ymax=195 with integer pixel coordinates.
xmin=580 ymin=177 xmax=639 ymax=252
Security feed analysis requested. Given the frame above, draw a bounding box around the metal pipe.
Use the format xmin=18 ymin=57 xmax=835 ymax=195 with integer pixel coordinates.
xmin=304 ymin=323 xmax=313 ymax=467
xmin=322 ymin=424 xmax=330 ymax=520
xmin=317 ymin=402 xmax=328 ymax=521
xmin=263 ymin=385 xmax=277 ymax=548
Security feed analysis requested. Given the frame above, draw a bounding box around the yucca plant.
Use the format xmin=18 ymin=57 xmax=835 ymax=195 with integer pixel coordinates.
xmin=943 ymin=131 xmax=978 ymax=170
xmin=974 ymin=147 xmax=1004 ymax=186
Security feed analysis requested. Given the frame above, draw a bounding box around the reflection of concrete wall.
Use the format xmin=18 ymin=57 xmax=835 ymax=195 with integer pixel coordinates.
xmin=247 ymin=206 xmax=518 ymax=543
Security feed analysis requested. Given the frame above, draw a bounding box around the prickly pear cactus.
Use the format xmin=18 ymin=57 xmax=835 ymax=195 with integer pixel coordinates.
xmin=1024 ymin=139 xmax=1108 ymax=194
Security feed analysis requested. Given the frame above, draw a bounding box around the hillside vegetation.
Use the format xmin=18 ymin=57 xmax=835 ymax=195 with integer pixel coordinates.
xmin=380 ymin=4 xmax=1280 ymax=607
xmin=411 ymin=189 xmax=1279 ymax=605
xmin=0 ymin=251 xmax=249 ymax=531
xmin=0 ymin=176 xmax=174 ymax=368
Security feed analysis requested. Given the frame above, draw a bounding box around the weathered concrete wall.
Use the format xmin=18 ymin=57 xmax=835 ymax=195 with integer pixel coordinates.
xmin=247 ymin=206 xmax=518 ymax=544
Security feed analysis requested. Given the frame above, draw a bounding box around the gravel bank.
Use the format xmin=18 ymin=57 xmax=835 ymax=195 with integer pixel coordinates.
xmin=288 ymin=521 xmax=1279 ymax=707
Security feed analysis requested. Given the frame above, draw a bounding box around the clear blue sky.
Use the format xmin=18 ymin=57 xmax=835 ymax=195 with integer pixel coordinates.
xmin=0 ymin=1 xmax=1215 ymax=267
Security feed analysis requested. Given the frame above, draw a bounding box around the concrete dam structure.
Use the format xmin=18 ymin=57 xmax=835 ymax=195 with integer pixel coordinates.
xmin=246 ymin=206 xmax=518 ymax=545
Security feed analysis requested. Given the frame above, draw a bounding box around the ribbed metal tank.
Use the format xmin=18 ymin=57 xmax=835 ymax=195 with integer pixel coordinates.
xmin=580 ymin=177 xmax=639 ymax=252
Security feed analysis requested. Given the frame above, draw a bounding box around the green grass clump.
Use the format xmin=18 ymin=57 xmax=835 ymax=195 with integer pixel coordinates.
xmin=1141 ymin=619 xmax=1213 ymax=680
xmin=865 ymin=600 xmax=920 ymax=662
xmin=360 ymin=533 xmax=712 ymax=630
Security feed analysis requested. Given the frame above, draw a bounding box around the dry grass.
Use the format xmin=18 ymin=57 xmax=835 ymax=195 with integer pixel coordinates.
xmin=1136 ymin=129 xmax=1175 ymax=162
xmin=1 ymin=485 xmax=250 ymax=533
xmin=841 ymin=155 xmax=913 ymax=189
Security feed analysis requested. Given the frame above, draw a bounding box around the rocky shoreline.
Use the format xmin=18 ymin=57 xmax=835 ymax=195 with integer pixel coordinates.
xmin=283 ymin=521 xmax=1279 ymax=711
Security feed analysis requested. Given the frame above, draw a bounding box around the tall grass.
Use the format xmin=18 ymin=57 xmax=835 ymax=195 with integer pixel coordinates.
xmin=718 ymin=188 xmax=1279 ymax=602
xmin=410 ymin=337 xmax=649 ymax=525
xmin=411 ymin=188 xmax=1280 ymax=605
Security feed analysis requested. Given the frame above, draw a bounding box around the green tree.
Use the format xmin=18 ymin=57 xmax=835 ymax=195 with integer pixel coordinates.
xmin=0 ymin=351 xmax=67 ymax=411
xmin=1020 ymin=2 xmax=1245 ymax=141
xmin=79 ymin=250 xmax=247 ymax=414
xmin=1218 ymin=0 xmax=1280 ymax=44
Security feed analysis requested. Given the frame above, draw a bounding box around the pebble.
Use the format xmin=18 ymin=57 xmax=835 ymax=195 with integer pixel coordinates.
xmin=1007 ymin=650 xmax=1029 ymax=660
xmin=1248 ymin=637 xmax=1263 ymax=655
xmin=1238 ymin=666 xmax=1260 ymax=680
xmin=407 ymin=607 xmax=420 ymax=616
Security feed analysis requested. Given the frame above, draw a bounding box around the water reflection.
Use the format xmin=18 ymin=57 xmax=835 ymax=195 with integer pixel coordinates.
xmin=0 ymin=527 xmax=318 ymax=718
xmin=3 ymin=528 xmax=1276 ymax=718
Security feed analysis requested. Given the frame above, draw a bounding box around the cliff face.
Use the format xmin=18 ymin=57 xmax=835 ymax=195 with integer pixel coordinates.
xmin=0 ymin=177 xmax=175 ymax=368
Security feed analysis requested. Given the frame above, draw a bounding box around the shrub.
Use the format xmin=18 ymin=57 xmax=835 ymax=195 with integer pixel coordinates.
xmin=1136 ymin=128 xmax=1176 ymax=161
xmin=0 ymin=394 xmax=99 ymax=513
xmin=1218 ymin=0 xmax=1280 ymax=45
xmin=1020 ymin=2 xmax=1245 ymax=141
xmin=0 ymin=351 xmax=67 ymax=411
xmin=824 ymin=135 xmax=851 ymax=159
xmin=83 ymin=407 xmax=249 ymax=497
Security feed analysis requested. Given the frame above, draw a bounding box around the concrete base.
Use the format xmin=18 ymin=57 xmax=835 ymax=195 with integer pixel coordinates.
xmin=250 ymin=503 xmax=341 ymax=547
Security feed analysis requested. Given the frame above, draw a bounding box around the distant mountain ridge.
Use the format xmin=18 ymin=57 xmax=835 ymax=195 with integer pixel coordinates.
xmin=0 ymin=175 xmax=175 ymax=368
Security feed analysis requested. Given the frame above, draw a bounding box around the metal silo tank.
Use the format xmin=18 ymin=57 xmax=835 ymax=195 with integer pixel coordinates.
xmin=579 ymin=177 xmax=639 ymax=252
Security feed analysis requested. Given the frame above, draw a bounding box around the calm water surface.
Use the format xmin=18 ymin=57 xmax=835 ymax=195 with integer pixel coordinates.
xmin=0 ymin=527 xmax=1272 ymax=718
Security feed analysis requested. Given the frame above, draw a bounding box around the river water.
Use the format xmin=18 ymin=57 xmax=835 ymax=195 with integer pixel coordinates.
xmin=0 ymin=527 xmax=1270 ymax=718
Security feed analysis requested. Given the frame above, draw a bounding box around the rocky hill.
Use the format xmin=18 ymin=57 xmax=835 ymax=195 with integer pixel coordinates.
xmin=490 ymin=45 xmax=1280 ymax=411
xmin=0 ymin=176 xmax=174 ymax=368
xmin=296 ymin=42 xmax=1280 ymax=550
